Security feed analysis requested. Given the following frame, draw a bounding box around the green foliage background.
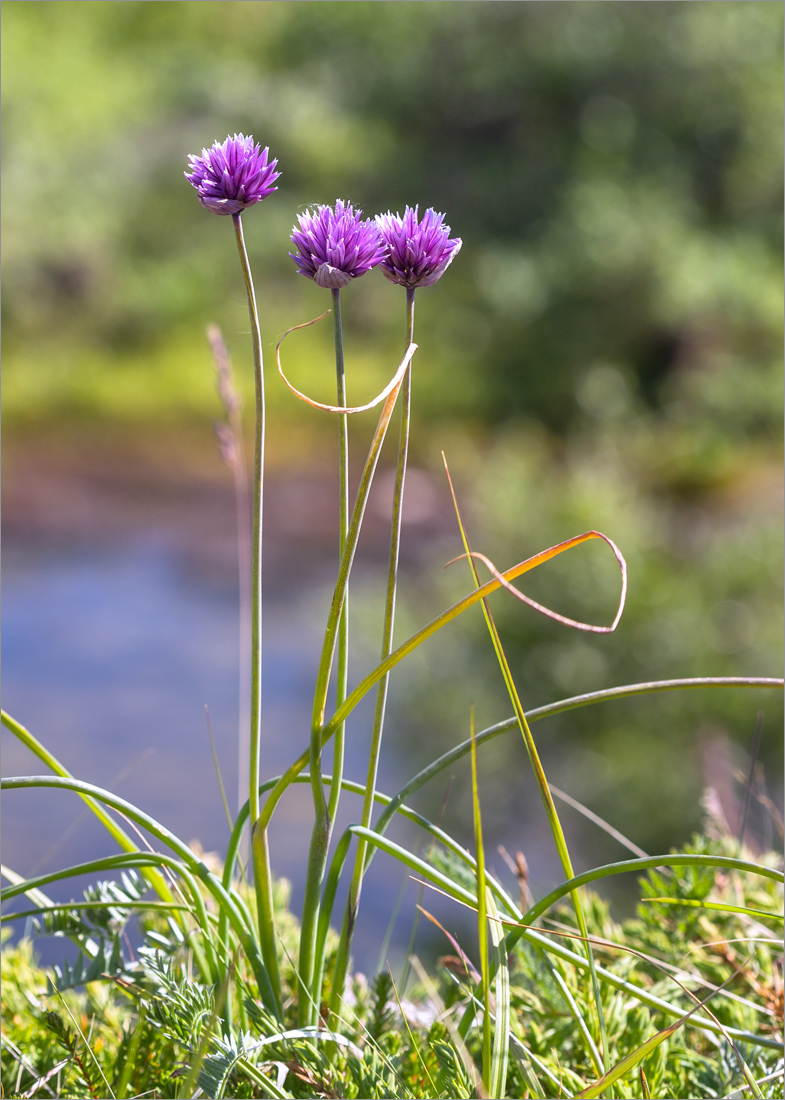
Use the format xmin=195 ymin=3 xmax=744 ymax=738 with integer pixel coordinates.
xmin=2 ymin=1 xmax=782 ymax=862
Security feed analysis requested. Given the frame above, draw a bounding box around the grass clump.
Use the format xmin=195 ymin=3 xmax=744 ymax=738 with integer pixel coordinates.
xmin=2 ymin=829 xmax=782 ymax=1098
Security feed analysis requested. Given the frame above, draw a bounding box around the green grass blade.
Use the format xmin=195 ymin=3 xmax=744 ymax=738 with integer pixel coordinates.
xmin=368 ymin=676 xmax=782 ymax=846
xmin=2 ymin=899 xmax=190 ymax=923
xmin=1 ymin=863 xmax=57 ymax=913
xmin=469 ymin=706 xmax=492 ymax=1093
xmin=576 ymin=1016 xmax=687 ymax=1098
xmin=443 ymin=456 xmax=609 ymax=1077
xmin=321 ymin=528 xmax=629 ymax=747
xmin=527 ymin=676 xmax=782 ymax=721
xmin=0 ymin=710 xmax=175 ymax=904
xmin=641 ymin=896 xmax=784 ymax=922
xmin=514 ymin=853 xmax=783 ymax=930
xmin=114 ymin=1002 xmax=147 ymax=1100
xmin=575 ymin=981 xmax=750 ymax=1100
xmin=347 ymin=824 xmax=478 ymax=909
xmin=1 ymin=853 xmax=183 ymax=902
xmin=487 ymin=891 xmax=510 ymax=1100
xmin=2 ymin=774 xmax=276 ymax=1011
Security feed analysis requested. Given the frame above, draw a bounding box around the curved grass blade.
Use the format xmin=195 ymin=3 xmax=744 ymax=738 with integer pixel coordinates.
xmin=2 ymin=851 xmax=220 ymax=981
xmin=322 ymin=527 xmax=629 ymax=748
xmin=2 ymin=775 xmax=276 ymax=1011
xmin=641 ymin=896 xmax=784 ymax=923
xmin=0 ymin=710 xmax=175 ymax=905
xmin=347 ymin=824 xmax=783 ymax=1050
xmin=367 ymin=676 xmax=782 ymax=853
xmin=2 ymin=899 xmax=190 ymax=923
xmin=446 ymin=543 xmax=626 ymax=633
xmin=410 ymin=860 xmax=782 ymax=1052
xmin=514 ymin=853 xmax=783 ymax=931
xmin=444 ymin=454 xmax=611 ymax=1075
xmin=276 ymin=308 xmax=417 ymax=414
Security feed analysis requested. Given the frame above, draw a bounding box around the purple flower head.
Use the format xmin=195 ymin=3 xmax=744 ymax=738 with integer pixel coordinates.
xmin=376 ymin=206 xmax=462 ymax=289
xmin=289 ymin=200 xmax=385 ymax=289
xmin=185 ymin=133 xmax=280 ymax=215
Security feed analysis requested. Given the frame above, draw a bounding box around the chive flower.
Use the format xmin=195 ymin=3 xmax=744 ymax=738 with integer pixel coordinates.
xmin=185 ymin=133 xmax=280 ymax=215
xmin=376 ymin=205 xmax=462 ymax=288
xmin=289 ymin=200 xmax=384 ymax=289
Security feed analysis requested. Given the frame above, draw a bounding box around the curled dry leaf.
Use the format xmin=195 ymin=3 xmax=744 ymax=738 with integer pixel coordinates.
xmin=276 ymin=309 xmax=417 ymax=413
xmin=445 ymin=531 xmax=628 ymax=634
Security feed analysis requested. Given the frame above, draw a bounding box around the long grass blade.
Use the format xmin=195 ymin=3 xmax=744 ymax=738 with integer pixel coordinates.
xmin=2 ymin=775 xmax=276 ymax=1010
xmin=513 ymin=852 xmax=783 ymax=931
xmin=469 ymin=706 xmax=492 ymax=1092
xmin=0 ymin=711 xmax=175 ymax=905
xmin=443 ymin=454 xmax=610 ymax=1075
xmin=321 ymin=526 xmax=629 ymax=748
xmin=365 ymin=677 xmax=781 ymax=855
xmin=575 ymin=980 xmax=745 ymax=1099
xmin=487 ymin=890 xmax=510 ymax=1100
xmin=641 ymin=896 xmax=784 ymax=922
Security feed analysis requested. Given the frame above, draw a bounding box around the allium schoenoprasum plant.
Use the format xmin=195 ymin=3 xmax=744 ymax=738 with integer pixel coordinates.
xmin=1 ymin=132 xmax=782 ymax=1100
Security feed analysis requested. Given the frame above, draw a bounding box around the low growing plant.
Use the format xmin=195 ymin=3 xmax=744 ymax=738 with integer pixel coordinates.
xmin=2 ymin=133 xmax=782 ymax=1099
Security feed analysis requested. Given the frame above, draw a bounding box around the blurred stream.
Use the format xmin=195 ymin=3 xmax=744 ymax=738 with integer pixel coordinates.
xmin=2 ymin=531 xmax=430 ymax=974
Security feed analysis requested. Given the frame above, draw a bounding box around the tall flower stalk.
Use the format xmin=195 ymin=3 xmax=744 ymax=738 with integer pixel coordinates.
xmin=330 ymin=286 xmax=349 ymax=831
xmin=330 ymin=207 xmax=461 ymax=1015
xmin=231 ymin=212 xmax=274 ymax=994
xmin=185 ymin=134 xmax=282 ymax=1012
xmin=289 ymin=201 xmax=384 ymax=1023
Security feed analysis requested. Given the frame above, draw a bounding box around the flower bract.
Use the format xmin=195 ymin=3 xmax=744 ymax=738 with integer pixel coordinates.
xmin=185 ymin=133 xmax=280 ymax=215
xmin=289 ymin=200 xmax=384 ymax=289
xmin=376 ymin=206 xmax=462 ymax=288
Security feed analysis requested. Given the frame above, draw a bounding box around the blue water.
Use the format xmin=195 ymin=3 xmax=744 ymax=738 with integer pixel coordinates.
xmin=2 ymin=535 xmax=426 ymax=973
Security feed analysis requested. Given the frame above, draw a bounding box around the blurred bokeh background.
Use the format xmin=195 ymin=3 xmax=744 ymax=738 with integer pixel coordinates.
xmin=3 ymin=1 xmax=782 ymax=963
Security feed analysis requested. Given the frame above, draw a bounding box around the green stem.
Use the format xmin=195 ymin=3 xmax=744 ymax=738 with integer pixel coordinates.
xmin=329 ymin=288 xmax=415 ymax=1017
xmin=307 ymin=288 xmax=353 ymax=1017
xmin=232 ymin=213 xmax=281 ymax=1016
xmin=297 ymin=337 xmax=411 ymax=1026
xmin=232 ymin=213 xmax=264 ymax=829
xmin=329 ymin=287 xmax=349 ymax=824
